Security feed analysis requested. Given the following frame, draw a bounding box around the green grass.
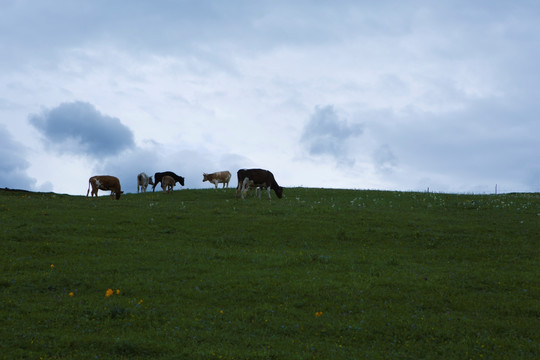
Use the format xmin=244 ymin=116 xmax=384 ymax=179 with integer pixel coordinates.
xmin=0 ymin=187 xmax=538 ymax=359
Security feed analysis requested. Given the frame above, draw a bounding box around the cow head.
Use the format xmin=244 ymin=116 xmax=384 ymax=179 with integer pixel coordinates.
xmin=202 ymin=173 xmax=208 ymax=182
xmin=275 ymin=186 xmax=283 ymax=199
xmin=148 ymin=176 xmax=154 ymax=185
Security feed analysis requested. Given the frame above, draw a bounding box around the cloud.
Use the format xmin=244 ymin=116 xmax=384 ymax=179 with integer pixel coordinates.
xmin=2 ymin=2 xmax=539 ymax=195
xmin=0 ymin=125 xmax=36 ymax=189
xmin=301 ymin=106 xmax=363 ymax=165
xmin=373 ymin=145 xmax=397 ymax=174
xmin=358 ymin=98 xmax=540 ymax=192
xmin=29 ymin=101 xmax=135 ymax=158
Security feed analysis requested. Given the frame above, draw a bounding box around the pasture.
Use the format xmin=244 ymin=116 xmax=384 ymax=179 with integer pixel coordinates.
xmin=0 ymin=187 xmax=538 ymax=359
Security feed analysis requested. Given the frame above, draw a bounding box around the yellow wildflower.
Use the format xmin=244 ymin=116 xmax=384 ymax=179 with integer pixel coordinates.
xmin=116 ymin=289 xmax=120 ymax=295
xmin=69 ymin=292 xmax=74 ymax=297
xmin=105 ymin=288 xmax=114 ymax=297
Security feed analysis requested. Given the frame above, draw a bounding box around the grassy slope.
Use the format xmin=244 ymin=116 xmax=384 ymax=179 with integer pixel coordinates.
xmin=0 ymin=188 xmax=538 ymax=359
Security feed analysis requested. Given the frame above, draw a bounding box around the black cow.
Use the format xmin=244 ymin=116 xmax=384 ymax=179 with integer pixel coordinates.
xmin=152 ymin=171 xmax=185 ymax=192
xmin=236 ymin=168 xmax=283 ymax=199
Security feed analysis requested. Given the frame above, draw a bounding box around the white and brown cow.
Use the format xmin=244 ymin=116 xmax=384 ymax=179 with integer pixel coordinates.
xmin=87 ymin=175 xmax=123 ymax=200
xmin=203 ymin=171 xmax=231 ymax=189
xmin=236 ymin=168 xmax=283 ymax=200
xmin=137 ymin=172 xmax=154 ymax=193
xmin=161 ymin=175 xmax=175 ymax=193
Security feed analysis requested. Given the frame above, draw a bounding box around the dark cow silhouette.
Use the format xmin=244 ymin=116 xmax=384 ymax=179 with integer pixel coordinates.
xmin=152 ymin=171 xmax=185 ymax=192
xmin=236 ymin=168 xmax=283 ymax=199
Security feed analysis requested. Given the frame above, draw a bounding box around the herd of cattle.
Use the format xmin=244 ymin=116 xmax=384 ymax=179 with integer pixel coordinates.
xmin=86 ymin=169 xmax=283 ymax=200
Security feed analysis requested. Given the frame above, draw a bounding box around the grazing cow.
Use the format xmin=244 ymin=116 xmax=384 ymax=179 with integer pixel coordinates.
xmin=161 ymin=175 xmax=175 ymax=193
xmin=87 ymin=175 xmax=123 ymax=200
xmin=152 ymin=171 xmax=185 ymax=192
xmin=137 ymin=172 xmax=154 ymax=193
xmin=203 ymin=171 xmax=232 ymax=189
xmin=236 ymin=168 xmax=283 ymax=200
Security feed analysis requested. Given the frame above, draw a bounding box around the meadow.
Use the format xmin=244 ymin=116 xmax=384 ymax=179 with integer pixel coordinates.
xmin=0 ymin=187 xmax=538 ymax=359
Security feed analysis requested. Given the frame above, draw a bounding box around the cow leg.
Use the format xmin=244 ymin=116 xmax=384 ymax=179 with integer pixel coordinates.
xmin=241 ymin=177 xmax=251 ymax=200
xmin=267 ymin=186 xmax=271 ymax=199
xmin=87 ymin=181 xmax=93 ymax=197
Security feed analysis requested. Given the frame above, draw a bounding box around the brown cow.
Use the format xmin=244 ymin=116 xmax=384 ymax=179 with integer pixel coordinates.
xmin=87 ymin=175 xmax=123 ymax=200
xmin=203 ymin=171 xmax=231 ymax=189
xmin=161 ymin=175 xmax=175 ymax=193
xmin=236 ymin=169 xmax=283 ymax=200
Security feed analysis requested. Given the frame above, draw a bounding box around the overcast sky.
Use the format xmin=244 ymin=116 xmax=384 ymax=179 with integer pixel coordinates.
xmin=1 ymin=1 xmax=539 ymax=195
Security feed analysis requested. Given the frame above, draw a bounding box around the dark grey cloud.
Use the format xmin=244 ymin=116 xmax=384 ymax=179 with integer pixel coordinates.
xmin=29 ymin=101 xmax=135 ymax=158
xmin=301 ymin=106 xmax=363 ymax=165
xmin=0 ymin=125 xmax=36 ymax=190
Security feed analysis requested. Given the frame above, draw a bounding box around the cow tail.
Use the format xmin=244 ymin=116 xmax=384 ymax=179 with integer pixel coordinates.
xmin=86 ymin=179 xmax=91 ymax=197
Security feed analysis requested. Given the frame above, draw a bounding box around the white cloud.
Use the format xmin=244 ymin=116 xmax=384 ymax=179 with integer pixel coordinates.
xmin=0 ymin=1 xmax=539 ymax=194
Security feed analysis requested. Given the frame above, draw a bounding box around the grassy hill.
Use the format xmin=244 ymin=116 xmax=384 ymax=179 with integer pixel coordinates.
xmin=0 ymin=187 xmax=538 ymax=359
